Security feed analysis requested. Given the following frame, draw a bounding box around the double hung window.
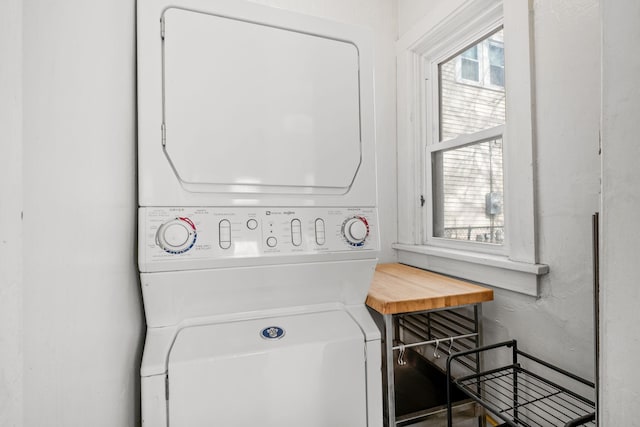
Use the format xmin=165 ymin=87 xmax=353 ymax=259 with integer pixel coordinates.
xmin=395 ymin=0 xmax=547 ymax=296
xmin=433 ymin=28 xmax=506 ymax=248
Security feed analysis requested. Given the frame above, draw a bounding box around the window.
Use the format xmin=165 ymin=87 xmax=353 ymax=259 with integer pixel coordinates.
xmin=432 ymin=137 xmax=505 ymax=244
xmin=455 ymin=30 xmax=505 ymax=89
xmin=434 ymin=28 xmax=506 ymax=249
xmin=488 ymin=38 xmax=505 ymax=87
xmin=395 ymin=0 xmax=548 ymax=296
xmin=459 ymin=46 xmax=480 ymax=82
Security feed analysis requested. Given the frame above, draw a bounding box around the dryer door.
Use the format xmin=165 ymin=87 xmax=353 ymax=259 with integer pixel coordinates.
xmin=167 ymin=310 xmax=368 ymax=427
xmin=161 ymin=7 xmax=362 ymax=194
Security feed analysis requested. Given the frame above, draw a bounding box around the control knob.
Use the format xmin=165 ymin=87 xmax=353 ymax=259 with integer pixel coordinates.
xmin=342 ymin=216 xmax=370 ymax=247
xmin=156 ymin=217 xmax=197 ymax=254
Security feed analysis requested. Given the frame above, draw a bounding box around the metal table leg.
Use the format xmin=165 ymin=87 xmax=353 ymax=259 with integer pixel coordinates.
xmin=383 ymin=313 xmax=395 ymax=427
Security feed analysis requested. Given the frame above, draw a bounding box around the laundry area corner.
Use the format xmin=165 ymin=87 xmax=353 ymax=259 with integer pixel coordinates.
xmin=1 ymin=0 xmax=639 ymax=426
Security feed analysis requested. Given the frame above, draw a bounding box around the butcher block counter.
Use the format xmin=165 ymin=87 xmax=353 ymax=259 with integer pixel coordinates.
xmin=366 ymin=263 xmax=494 ymax=427
xmin=366 ymin=263 xmax=494 ymax=315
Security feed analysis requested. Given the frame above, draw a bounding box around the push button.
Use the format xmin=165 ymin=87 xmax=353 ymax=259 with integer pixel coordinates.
xmin=291 ymin=219 xmax=302 ymax=246
xmin=315 ymin=218 xmax=326 ymax=245
xmin=266 ymin=236 xmax=277 ymax=248
xmin=219 ymin=219 xmax=231 ymax=249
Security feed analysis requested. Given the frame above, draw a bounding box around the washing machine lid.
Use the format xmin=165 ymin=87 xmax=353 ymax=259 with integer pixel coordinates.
xmin=167 ymin=310 xmax=368 ymax=427
xmin=161 ymin=7 xmax=362 ymax=193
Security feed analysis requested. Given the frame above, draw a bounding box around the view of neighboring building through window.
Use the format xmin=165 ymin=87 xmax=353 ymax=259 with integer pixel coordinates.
xmin=488 ymin=36 xmax=505 ymax=87
xmin=432 ymin=28 xmax=506 ymax=245
xmin=454 ymin=30 xmax=504 ymax=89
xmin=460 ymin=45 xmax=480 ymax=81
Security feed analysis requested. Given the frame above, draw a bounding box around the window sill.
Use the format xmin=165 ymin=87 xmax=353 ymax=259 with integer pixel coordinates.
xmin=392 ymin=243 xmax=549 ymax=297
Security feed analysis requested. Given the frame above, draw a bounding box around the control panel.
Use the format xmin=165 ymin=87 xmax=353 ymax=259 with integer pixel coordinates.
xmin=139 ymin=207 xmax=378 ymax=267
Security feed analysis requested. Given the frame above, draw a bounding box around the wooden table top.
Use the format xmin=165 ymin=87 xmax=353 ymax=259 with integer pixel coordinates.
xmin=366 ymin=263 xmax=494 ymax=315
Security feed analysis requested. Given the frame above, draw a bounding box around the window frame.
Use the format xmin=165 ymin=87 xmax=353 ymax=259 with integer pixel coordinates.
xmin=395 ymin=0 xmax=548 ymax=296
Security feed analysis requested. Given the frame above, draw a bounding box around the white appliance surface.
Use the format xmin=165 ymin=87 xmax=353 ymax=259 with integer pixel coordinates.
xmin=139 ymin=206 xmax=379 ymax=272
xmin=163 ymin=7 xmax=361 ymax=192
xmin=137 ymin=0 xmax=377 ymax=206
xmin=168 ymin=310 xmax=367 ymax=427
xmin=137 ymin=0 xmax=382 ymax=426
xmin=140 ymin=260 xmax=377 ymax=328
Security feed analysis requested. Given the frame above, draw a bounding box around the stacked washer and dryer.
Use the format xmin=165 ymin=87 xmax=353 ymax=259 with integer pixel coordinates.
xmin=137 ymin=0 xmax=382 ymax=425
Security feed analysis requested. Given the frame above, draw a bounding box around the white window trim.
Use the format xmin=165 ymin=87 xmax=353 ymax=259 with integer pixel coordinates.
xmin=395 ymin=0 xmax=548 ymax=296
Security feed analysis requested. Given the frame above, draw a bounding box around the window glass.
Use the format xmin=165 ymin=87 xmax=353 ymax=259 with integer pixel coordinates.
xmin=432 ymin=138 xmax=504 ymax=244
xmin=460 ymin=46 xmax=479 ymax=81
xmin=461 ymin=45 xmax=478 ymax=60
xmin=489 ymin=42 xmax=505 ymax=86
xmin=440 ymin=29 xmax=505 ymax=141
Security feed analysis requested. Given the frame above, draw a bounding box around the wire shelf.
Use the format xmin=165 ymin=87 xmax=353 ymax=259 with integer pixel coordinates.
xmin=447 ymin=340 xmax=596 ymax=427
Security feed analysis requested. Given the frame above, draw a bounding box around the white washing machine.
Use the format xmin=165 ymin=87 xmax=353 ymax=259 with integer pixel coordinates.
xmin=137 ymin=0 xmax=382 ymax=425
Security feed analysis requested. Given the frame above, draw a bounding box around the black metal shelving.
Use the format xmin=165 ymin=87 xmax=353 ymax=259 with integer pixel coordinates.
xmin=446 ymin=340 xmax=596 ymax=427
xmin=378 ymin=305 xmax=487 ymax=426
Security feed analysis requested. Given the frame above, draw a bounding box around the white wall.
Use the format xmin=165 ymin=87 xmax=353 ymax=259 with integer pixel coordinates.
xmin=600 ymin=0 xmax=640 ymax=423
xmin=396 ymin=0 xmax=600 ymax=380
xmin=0 ymin=0 xmax=23 ymax=425
xmin=22 ymin=0 xmax=143 ymax=425
xmin=248 ymin=0 xmax=398 ymax=263
xmin=397 ymin=0 xmax=450 ymax=38
xmin=9 ymin=1 xmax=397 ymax=426
xmin=513 ymin=0 xmax=600 ymax=376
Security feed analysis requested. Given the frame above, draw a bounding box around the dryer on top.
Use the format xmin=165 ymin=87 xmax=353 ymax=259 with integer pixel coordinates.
xmin=137 ymin=0 xmax=377 ymax=208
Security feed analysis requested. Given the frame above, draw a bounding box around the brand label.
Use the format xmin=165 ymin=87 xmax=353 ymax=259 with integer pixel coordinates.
xmin=260 ymin=326 xmax=286 ymax=340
